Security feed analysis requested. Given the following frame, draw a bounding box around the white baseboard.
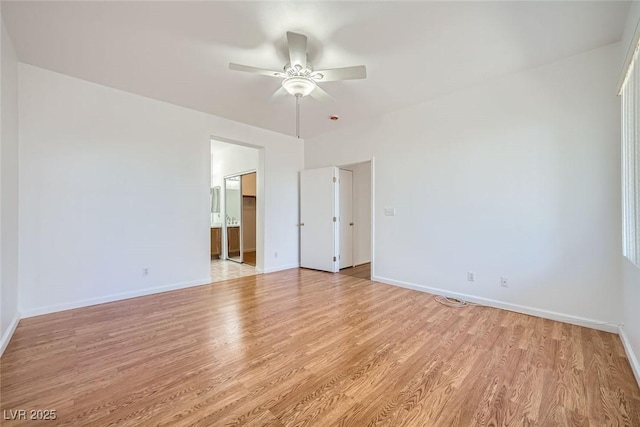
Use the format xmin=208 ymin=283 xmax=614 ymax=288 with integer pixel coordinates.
xmin=619 ymin=326 xmax=640 ymax=388
xmin=262 ymin=263 xmax=300 ymax=274
xmin=372 ymin=275 xmax=620 ymax=334
xmin=0 ymin=314 xmax=21 ymax=357
xmin=20 ymin=277 xmax=212 ymax=318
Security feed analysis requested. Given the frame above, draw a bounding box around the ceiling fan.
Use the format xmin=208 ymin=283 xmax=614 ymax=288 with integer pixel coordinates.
xmin=229 ymin=31 xmax=367 ymax=138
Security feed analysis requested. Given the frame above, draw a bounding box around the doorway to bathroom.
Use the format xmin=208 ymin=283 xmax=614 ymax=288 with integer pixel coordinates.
xmin=210 ymin=139 xmax=260 ymax=282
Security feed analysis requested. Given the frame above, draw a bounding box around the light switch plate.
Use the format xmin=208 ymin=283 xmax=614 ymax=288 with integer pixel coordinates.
xmin=384 ymin=207 xmax=396 ymax=216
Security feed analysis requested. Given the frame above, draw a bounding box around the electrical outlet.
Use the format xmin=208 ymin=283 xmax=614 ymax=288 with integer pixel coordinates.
xmin=143 ymin=268 xmax=149 ymax=277
xmin=500 ymin=276 xmax=509 ymax=287
xmin=274 ymin=252 xmax=278 ymax=258
xmin=467 ymin=271 xmax=475 ymax=282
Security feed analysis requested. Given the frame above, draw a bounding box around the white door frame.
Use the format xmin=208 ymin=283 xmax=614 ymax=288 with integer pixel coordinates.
xmin=371 ymin=157 xmax=376 ymax=279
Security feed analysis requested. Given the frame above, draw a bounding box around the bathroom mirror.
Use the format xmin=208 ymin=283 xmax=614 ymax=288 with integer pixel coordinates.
xmin=211 ymin=186 xmax=220 ymax=213
xmin=211 ymin=186 xmax=221 ymax=226
xmin=225 ymin=176 xmax=242 ymax=263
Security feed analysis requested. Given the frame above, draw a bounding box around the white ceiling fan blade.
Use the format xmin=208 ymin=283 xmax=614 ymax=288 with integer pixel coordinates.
xmin=314 ymin=65 xmax=367 ymax=82
xmin=309 ymin=85 xmax=334 ymax=102
xmin=270 ymin=86 xmax=288 ymax=101
xmin=229 ymin=63 xmax=284 ymax=78
xmin=286 ymin=31 xmax=307 ymax=69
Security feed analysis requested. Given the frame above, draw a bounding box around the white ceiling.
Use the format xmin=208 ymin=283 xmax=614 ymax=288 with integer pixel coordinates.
xmin=2 ymin=1 xmax=630 ymax=139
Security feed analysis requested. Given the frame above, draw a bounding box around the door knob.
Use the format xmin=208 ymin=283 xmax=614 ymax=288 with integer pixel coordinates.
xmin=349 ymin=222 xmax=354 ymax=226
xmin=299 ymin=223 xmax=305 ymax=226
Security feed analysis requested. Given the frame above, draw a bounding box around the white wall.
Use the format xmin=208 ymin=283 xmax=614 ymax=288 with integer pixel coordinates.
xmin=0 ymin=15 xmax=20 ymax=354
xmin=306 ymin=43 xmax=622 ymax=328
xmin=18 ymin=64 xmax=303 ymax=317
xmin=620 ymin=0 xmax=640 ymax=385
xmin=620 ymin=1 xmax=640 ymax=76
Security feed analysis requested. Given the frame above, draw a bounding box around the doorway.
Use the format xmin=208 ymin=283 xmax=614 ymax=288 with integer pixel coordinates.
xmin=338 ymin=161 xmax=372 ymax=279
xmin=299 ymin=160 xmax=373 ymax=279
xmin=210 ymin=139 xmax=261 ymax=282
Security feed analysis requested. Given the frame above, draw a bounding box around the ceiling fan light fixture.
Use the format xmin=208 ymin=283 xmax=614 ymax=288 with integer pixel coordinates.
xmin=229 ymin=31 xmax=367 ymax=137
xmin=282 ymin=77 xmax=316 ymax=97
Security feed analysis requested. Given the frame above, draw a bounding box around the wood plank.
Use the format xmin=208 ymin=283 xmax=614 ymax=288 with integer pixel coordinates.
xmin=338 ymin=263 xmax=371 ymax=279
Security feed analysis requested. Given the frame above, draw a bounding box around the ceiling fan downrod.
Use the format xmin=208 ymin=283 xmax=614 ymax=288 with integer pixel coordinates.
xmin=296 ymin=94 xmax=301 ymax=139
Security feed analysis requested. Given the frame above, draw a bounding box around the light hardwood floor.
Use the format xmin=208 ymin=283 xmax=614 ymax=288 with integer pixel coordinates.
xmin=339 ymin=263 xmax=371 ymax=280
xmin=1 ymin=269 xmax=639 ymax=426
xmin=243 ymin=251 xmax=256 ymax=267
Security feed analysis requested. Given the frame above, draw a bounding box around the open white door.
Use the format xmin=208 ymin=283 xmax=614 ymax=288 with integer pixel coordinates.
xmin=339 ymin=169 xmax=353 ymax=269
xmin=300 ymin=167 xmax=339 ymax=272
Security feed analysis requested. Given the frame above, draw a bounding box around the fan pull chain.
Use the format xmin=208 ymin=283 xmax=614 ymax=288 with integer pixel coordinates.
xmin=296 ymin=95 xmax=301 ymax=139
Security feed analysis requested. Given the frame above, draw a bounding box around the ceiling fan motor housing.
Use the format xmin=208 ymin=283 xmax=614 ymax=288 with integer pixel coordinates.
xmin=282 ymin=77 xmax=317 ymax=97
